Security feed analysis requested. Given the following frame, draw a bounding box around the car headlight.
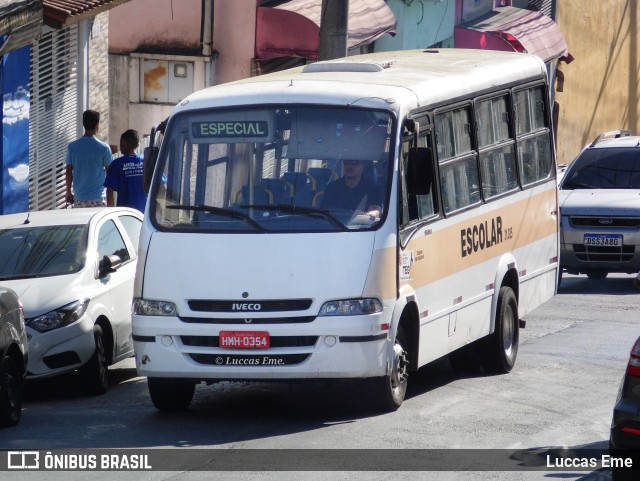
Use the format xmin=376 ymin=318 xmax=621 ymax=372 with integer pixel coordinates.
xmin=26 ymin=299 xmax=90 ymax=333
xmin=132 ymin=298 xmax=177 ymax=316
xmin=318 ymin=298 xmax=382 ymax=316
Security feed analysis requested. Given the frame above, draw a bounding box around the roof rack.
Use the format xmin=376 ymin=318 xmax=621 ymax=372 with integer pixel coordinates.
xmin=302 ymin=61 xmax=388 ymax=74
xmin=589 ymin=129 xmax=633 ymax=147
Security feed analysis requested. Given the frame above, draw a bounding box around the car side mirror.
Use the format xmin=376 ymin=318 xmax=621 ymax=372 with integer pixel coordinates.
xmin=99 ymin=254 xmax=122 ymax=278
xmin=407 ymin=147 xmax=434 ymax=196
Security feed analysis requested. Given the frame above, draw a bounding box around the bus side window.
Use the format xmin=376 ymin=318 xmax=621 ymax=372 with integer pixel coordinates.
xmin=514 ymin=85 xmax=553 ymax=186
xmin=435 ymin=106 xmax=479 ymax=214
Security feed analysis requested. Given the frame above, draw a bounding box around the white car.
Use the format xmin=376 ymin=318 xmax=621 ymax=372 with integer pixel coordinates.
xmin=0 ymin=207 xmax=142 ymax=395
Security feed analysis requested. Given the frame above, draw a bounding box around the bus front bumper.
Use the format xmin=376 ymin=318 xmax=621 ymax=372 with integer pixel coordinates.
xmin=132 ymin=315 xmax=390 ymax=380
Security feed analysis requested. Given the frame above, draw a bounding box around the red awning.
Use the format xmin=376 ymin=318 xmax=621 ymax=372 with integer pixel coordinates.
xmin=256 ymin=0 xmax=396 ymax=61
xmin=455 ymin=6 xmax=571 ymax=63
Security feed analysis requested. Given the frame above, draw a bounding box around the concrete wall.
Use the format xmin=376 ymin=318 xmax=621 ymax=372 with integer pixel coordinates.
xmin=89 ymin=13 xmax=111 ymax=143
xmin=108 ymin=53 xmax=207 ymax=146
xmin=109 ymin=54 xmax=131 ymax=147
xmin=108 ymin=0 xmax=209 ymax=146
xmin=109 ymin=0 xmax=202 ymax=54
xmin=213 ymin=0 xmax=256 ymax=84
xmin=556 ymin=0 xmax=640 ymax=166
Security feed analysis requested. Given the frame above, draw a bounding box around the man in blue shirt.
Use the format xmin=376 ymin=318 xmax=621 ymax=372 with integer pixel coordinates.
xmin=104 ymin=129 xmax=147 ymax=212
xmin=65 ymin=110 xmax=113 ymax=207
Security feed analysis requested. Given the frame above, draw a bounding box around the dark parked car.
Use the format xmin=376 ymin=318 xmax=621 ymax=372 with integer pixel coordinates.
xmin=0 ymin=286 xmax=28 ymax=427
xmin=610 ymin=336 xmax=640 ymax=479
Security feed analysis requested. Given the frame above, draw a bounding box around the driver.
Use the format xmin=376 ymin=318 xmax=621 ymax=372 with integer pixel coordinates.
xmin=320 ymin=159 xmax=382 ymax=218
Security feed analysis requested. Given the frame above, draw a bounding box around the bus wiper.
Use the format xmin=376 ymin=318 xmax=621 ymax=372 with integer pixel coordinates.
xmin=166 ymin=204 xmax=265 ymax=231
xmin=243 ymin=204 xmax=349 ymax=231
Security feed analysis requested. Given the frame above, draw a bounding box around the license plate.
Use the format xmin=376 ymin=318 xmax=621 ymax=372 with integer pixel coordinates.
xmin=584 ymin=234 xmax=622 ymax=246
xmin=219 ymin=331 xmax=270 ymax=349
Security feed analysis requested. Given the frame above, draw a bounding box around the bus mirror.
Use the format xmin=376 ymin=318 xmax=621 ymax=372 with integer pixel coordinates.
xmin=276 ymin=110 xmax=292 ymax=131
xmin=143 ymin=146 xmax=159 ymax=194
xmin=142 ymin=119 xmax=167 ymax=194
xmin=407 ymin=147 xmax=433 ymax=196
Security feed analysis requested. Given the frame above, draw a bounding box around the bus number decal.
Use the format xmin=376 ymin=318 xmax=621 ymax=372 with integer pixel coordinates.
xmin=400 ymin=251 xmax=414 ymax=281
xmin=460 ymin=216 xmax=504 ymax=258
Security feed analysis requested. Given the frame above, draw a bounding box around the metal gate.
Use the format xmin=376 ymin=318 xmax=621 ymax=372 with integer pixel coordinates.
xmin=29 ymin=24 xmax=79 ymax=210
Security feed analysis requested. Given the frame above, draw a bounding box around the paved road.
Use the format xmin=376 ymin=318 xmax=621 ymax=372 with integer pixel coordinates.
xmin=3 ymin=273 xmax=639 ymax=480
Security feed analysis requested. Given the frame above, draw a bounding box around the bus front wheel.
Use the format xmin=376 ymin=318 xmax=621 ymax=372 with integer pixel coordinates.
xmin=369 ymin=325 xmax=409 ymax=411
xmin=481 ymin=286 xmax=519 ymax=374
xmin=148 ymin=377 xmax=195 ymax=411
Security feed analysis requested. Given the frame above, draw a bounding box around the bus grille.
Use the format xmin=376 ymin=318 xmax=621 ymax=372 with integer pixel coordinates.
xmin=187 ymin=299 xmax=313 ymax=312
xmin=188 ymin=353 xmax=310 ymax=366
xmin=572 ymin=244 xmax=635 ymax=262
xmin=179 ymin=316 xmax=316 ymax=324
xmin=181 ymin=335 xmax=318 ymax=348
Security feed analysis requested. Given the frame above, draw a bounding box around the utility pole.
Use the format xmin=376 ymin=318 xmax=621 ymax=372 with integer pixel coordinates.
xmin=318 ymin=0 xmax=349 ymax=61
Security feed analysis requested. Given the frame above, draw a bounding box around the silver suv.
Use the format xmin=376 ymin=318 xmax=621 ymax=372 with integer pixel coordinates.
xmin=559 ymin=130 xmax=640 ymax=280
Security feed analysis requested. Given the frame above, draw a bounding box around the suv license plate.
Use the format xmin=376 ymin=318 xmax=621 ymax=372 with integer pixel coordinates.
xmin=219 ymin=331 xmax=270 ymax=349
xmin=584 ymin=234 xmax=622 ymax=246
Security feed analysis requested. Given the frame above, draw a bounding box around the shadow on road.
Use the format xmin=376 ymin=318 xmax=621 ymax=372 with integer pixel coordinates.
xmin=23 ymin=364 xmax=139 ymax=402
xmin=12 ymin=349 xmax=507 ymax=450
xmin=558 ymin=274 xmax=638 ymax=296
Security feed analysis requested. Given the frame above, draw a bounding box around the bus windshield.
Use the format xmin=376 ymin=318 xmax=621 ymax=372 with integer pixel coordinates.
xmin=152 ymin=106 xmax=393 ymax=232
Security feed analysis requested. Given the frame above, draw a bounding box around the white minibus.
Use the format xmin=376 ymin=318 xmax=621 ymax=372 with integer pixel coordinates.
xmin=132 ymin=49 xmax=559 ymax=411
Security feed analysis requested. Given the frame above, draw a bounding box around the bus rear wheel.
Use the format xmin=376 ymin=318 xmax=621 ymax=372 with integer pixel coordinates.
xmin=148 ymin=377 xmax=195 ymax=411
xmin=369 ymin=325 xmax=409 ymax=411
xmin=481 ymin=286 xmax=519 ymax=374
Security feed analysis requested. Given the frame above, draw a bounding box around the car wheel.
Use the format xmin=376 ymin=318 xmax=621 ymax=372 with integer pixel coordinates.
xmin=78 ymin=325 xmax=109 ymax=395
xmin=481 ymin=286 xmax=519 ymax=374
xmin=586 ymin=270 xmax=608 ymax=280
xmin=368 ymin=325 xmax=409 ymax=411
xmin=147 ymin=377 xmax=195 ymax=411
xmin=0 ymin=356 xmax=23 ymax=427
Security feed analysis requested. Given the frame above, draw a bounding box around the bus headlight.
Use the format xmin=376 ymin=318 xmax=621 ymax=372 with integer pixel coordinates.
xmin=318 ymin=298 xmax=382 ymax=316
xmin=133 ymin=299 xmax=177 ymax=316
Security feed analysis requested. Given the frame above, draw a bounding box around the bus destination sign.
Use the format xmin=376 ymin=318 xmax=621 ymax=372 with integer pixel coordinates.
xmin=192 ymin=121 xmax=269 ymax=139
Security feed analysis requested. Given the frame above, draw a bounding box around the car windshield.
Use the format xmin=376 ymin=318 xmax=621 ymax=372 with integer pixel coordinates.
xmin=151 ymin=106 xmax=394 ymax=232
xmin=0 ymin=225 xmax=88 ymax=280
xmin=561 ymin=147 xmax=640 ymax=189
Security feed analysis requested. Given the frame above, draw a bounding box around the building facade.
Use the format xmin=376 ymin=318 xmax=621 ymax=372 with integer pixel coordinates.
xmin=555 ymin=0 xmax=640 ymax=166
